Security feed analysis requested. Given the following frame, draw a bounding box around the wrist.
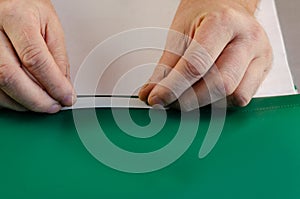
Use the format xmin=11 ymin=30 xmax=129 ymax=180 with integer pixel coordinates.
xmin=180 ymin=0 xmax=259 ymax=15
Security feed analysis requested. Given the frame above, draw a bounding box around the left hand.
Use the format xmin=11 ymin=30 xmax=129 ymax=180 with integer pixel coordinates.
xmin=0 ymin=0 xmax=76 ymax=113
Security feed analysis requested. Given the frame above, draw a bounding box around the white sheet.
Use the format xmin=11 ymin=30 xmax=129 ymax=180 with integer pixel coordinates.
xmin=51 ymin=0 xmax=296 ymax=109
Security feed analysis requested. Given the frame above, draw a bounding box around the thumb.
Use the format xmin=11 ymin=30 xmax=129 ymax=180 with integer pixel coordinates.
xmin=139 ymin=29 xmax=189 ymax=102
xmin=147 ymin=40 xmax=214 ymax=107
xmin=138 ymin=51 xmax=177 ymax=102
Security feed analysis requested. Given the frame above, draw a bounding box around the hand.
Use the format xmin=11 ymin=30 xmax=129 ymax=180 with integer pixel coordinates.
xmin=0 ymin=0 xmax=76 ymax=113
xmin=139 ymin=0 xmax=273 ymax=111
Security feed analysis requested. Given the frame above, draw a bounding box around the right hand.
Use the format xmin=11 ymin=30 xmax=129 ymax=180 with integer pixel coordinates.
xmin=139 ymin=0 xmax=273 ymax=111
xmin=0 ymin=0 xmax=76 ymax=113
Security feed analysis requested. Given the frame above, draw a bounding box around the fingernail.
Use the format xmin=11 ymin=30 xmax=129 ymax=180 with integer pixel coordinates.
xmin=149 ymin=96 xmax=165 ymax=107
xmin=48 ymin=104 xmax=61 ymax=114
xmin=62 ymin=93 xmax=77 ymax=106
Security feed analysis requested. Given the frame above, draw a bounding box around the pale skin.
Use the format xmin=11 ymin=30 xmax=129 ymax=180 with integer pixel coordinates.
xmin=0 ymin=0 xmax=76 ymax=113
xmin=0 ymin=0 xmax=272 ymax=113
xmin=139 ymin=0 xmax=273 ymax=111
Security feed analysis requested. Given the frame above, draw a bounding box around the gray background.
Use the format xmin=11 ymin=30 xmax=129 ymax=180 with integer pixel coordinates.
xmin=276 ymin=1 xmax=300 ymax=90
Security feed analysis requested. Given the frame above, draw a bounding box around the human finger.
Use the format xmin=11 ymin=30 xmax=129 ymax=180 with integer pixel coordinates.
xmin=3 ymin=16 xmax=76 ymax=106
xmin=0 ymin=90 xmax=27 ymax=112
xmin=139 ymin=30 xmax=189 ymax=102
xmin=227 ymin=56 xmax=272 ymax=107
xmin=0 ymin=30 xmax=62 ymax=113
xmin=170 ymin=40 xmax=256 ymax=111
xmin=44 ymin=10 xmax=71 ymax=81
xmin=147 ymin=17 xmax=235 ymax=106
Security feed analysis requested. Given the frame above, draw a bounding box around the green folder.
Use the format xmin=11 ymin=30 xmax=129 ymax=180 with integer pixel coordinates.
xmin=0 ymin=95 xmax=299 ymax=199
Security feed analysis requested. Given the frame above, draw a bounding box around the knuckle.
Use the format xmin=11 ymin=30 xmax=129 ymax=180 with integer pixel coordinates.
xmin=185 ymin=60 xmax=203 ymax=79
xmin=263 ymin=43 xmax=274 ymax=62
xmin=184 ymin=49 xmax=213 ymax=80
xmin=206 ymin=7 xmax=236 ymax=26
xmin=20 ymin=44 xmax=49 ymax=73
xmin=246 ymin=23 xmax=266 ymax=42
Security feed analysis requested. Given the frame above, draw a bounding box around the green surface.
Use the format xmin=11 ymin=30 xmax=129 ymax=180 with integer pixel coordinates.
xmin=0 ymin=95 xmax=300 ymax=198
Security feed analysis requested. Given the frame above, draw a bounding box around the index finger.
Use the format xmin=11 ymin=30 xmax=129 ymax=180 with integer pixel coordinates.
xmin=147 ymin=16 xmax=235 ymax=106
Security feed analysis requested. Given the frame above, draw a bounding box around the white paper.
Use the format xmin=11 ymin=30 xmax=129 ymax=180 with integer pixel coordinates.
xmin=254 ymin=0 xmax=296 ymax=97
xmin=52 ymin=0 xmax=296 ymax=110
